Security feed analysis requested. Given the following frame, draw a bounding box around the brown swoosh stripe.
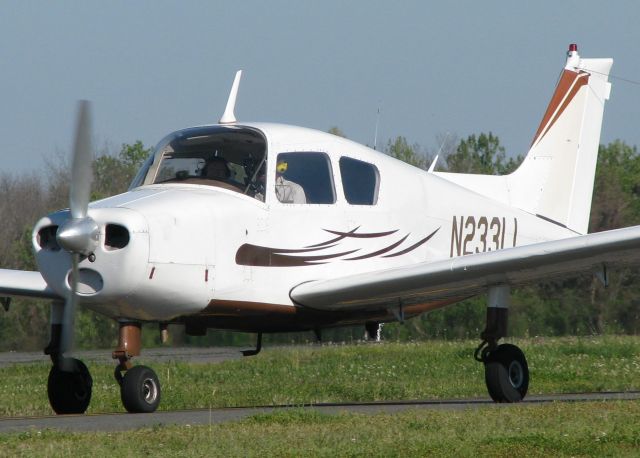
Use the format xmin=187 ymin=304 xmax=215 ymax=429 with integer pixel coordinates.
xmin=345 ymin=234 xmax=410 ymax=260
xmin=382 ymin=227 xmax=440 ymax=258
xmin=531 ymin=69 xmax=589 ymax=147
xmin=236 ymin=243 xmax=359 ymax=266
xmin=323 ymin=228 xmax=398 ymax=239
xmin=247 ymin=243 xmax=338 ymax=254
xmin=306 ymin=227 xmax=361 ymax=247
xmin=235 ymin=227 xmax=439 ymax=267
xmin=307 ymin=227 xmax=400 ymax=248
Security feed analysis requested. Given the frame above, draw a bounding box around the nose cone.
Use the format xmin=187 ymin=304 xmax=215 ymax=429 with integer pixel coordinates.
xmin=56 ymin=217 xmax=100 ymax=256
xmin=35 ymin=206 xmax=149 ymax=313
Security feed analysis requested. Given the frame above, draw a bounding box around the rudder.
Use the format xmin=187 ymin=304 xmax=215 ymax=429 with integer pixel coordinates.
xmin=507 ymin=44 xmax=613 ymax=234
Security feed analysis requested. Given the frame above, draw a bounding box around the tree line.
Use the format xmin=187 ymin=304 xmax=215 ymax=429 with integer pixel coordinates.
xmin=0 ymin=133 xmax=639 ymax=350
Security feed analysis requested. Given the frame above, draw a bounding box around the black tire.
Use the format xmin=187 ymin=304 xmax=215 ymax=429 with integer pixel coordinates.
xmin=47 ymin=358 xmax=93 ymax=414
xmin=484 ymin=343 xmax=529 ymax=403
xmin=120 ymin=365 xmax=161 ymax=413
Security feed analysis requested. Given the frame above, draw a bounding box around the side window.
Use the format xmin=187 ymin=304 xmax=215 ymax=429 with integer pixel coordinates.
xmin=275 ymin=152 xmax=335 ymax=204
xmin=339 ymin=157 xmax=379 ymax=205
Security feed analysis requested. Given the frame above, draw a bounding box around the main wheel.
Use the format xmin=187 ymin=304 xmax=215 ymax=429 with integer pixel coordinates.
xmin=120 ymin=365 xmax=161 ymax=413
xmin=484 ymin=343 xmax=529 ymax=403
xmin=47 ymin=358 xmax=93 ymax=414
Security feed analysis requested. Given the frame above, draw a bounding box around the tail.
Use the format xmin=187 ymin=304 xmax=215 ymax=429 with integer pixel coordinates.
xmin=508 ymin=44 xmax=613 ymax=233
xmin=434 ymin=45 xmax=612 ymax=235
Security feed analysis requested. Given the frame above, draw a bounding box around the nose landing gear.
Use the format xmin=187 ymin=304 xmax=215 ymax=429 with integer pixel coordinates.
xmin=475 ymin=285 xmax=529 ymax=403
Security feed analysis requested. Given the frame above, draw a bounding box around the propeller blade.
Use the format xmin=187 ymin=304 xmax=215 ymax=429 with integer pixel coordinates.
xmin=57 ymin=101 xmax=95 ymax=372
xmin=70 ymin=101 xmax=93 ymax=220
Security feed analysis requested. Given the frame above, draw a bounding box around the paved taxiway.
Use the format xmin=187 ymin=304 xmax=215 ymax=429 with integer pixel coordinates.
xmin=0 ymin=346 xmax=244 ymax=367
xmin=1 ymin=392 xmax=639 ymax=433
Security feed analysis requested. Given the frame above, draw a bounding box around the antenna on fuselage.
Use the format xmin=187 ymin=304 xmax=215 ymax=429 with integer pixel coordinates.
xmin=428 ymin=132 xmax=450 ymax=173
xmin=219 ymin=70 xmax=242 ymax=124
xmin=427 ymin=155 xmax=439 ymax=173
xmin=373 ymin=103 xmax=381 ymax=150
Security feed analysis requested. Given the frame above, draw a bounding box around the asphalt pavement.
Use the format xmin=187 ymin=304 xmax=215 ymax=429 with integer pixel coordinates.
xmin=1 ymin=392 xmax=639 ymax=433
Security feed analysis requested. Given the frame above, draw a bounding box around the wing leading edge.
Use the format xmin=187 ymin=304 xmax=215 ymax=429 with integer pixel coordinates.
xmin=0 ymin=269 xmax=62 ymax=300
xmin=290 ymin=225 xmax=640 ymax=312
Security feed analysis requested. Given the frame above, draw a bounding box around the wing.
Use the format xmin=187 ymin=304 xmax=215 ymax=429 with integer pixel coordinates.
xmin=290 ymin=225 xmax=640 ymax=312
xmin=0 ymin=269 xmax=62 ymax=300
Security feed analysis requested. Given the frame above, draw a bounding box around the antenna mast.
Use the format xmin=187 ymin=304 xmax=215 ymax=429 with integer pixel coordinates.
xmin=373 ymin=103 xmax=381 ymax=150
xmin=428 ymin=132 xmax=450 ymax=173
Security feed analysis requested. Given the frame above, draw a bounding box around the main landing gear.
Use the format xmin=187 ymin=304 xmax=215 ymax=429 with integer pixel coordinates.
xmin=474 ymin=285 xmax=529 ymax=402
xmin=365 ymin=321 xmax=383 ymax=341
xmin=45 ymin=316 xmax=162 ymax=414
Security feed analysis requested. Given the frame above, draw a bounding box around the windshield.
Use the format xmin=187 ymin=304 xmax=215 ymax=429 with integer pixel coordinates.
xmin=131 ymin=126 xmax=267 ymax=201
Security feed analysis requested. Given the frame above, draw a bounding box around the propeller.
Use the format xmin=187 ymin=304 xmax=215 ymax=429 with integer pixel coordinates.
xmin=55 ymin=101 xmax=98 ymax=369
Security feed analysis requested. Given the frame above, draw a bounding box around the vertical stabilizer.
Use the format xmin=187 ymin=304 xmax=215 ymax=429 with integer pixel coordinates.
xmin=508 ymin=45 xmax=613 ymax=233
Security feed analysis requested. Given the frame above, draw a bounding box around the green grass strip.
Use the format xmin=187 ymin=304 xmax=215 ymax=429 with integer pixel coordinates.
xmin=0 ymin=336 xmax=639 ymax=417
xmin=1 ymin=402 xmax=640 ymax=457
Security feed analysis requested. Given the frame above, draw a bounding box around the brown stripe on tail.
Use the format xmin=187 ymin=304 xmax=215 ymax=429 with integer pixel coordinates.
xmin=531 ymin=69 xmax=589 ymax=147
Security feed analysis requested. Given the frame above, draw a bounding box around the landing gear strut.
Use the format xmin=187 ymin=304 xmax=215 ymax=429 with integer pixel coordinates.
xmin=365 ymin=321 xmax=382 ymax=341
xmin=113 ymin=322 xmax=161 ymax=413
xmin=474 ymin=286 xmax=529 ymax=402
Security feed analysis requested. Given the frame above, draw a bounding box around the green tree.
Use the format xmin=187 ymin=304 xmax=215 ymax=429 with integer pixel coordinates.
xmin=445 ymin=133 xmax=520 ymax=174
xmin=589 ymin=140 xmax=640 ymax=232
xmin=93 ymin=141 xmax=151 ymax=199
xmin=328 ymin=127 xmax=347 ymax=138
xmin=385 ymin=136 xmax=428 ymax=169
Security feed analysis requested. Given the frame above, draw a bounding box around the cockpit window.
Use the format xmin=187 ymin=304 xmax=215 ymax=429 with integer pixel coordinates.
xmin=275 ymin=152 xmax=335 ymax=204
xmin=339 ymin=157 xmax=379 ymax=205
xmin=132 ymin=126 xmax=267 ymax=201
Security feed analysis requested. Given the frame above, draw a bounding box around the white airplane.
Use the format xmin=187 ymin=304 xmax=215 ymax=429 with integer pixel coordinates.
xmin=0 ymin=44 xmax=633 ymax=415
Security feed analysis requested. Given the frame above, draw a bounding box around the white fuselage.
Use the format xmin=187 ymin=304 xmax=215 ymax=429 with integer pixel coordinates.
xmin=33 ymin=123 xmax=575 ymax=331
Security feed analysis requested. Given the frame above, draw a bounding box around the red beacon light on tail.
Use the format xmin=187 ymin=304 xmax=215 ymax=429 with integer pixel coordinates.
xmin=565 ymin=43 xmax=580 ymax=69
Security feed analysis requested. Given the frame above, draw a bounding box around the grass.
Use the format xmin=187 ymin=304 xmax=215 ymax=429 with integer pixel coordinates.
xmin=1 ymin=402 xmax=640 ymax=456
xmin=0 ymin=336 xmax=639 ymax=417
xmin=1 ymin=336 xmax=640 ymax=456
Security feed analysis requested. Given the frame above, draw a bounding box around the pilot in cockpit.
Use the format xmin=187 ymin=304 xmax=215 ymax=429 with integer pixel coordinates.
xmin=275 ymin=160 xmax=306 ymax=204
xmin=202 ymin=157 xmax=231 ymax=181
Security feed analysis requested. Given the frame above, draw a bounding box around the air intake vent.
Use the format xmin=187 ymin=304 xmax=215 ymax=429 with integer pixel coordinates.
xmin=105 ymin=224 xmax=130 ymax=250
xmin=37 ymin=225 xmax=60 ymax=251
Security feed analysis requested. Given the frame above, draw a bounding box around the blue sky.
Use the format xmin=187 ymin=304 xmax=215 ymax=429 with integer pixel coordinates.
xmin=2 ymin=1 xmax=639 ymax=173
